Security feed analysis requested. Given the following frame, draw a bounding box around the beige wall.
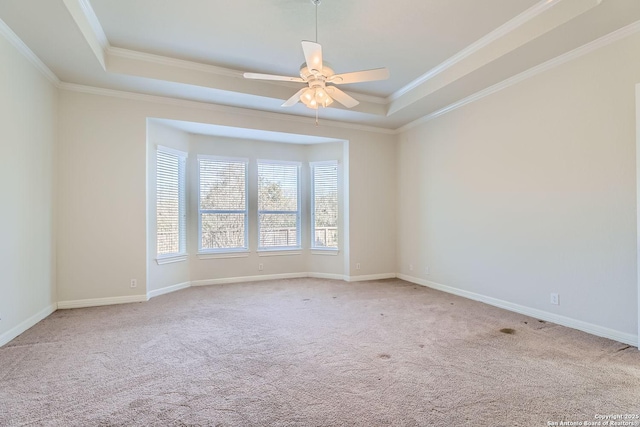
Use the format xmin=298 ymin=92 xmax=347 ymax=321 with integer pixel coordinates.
xmin=58 ymin=90 xmax=397 ymax=302
xmin=347 ymin=136 xmax=397 ymax=277
xmin=397 ymin=32 xmax=640 ymax=338
xmin=0 ymin=30 xmax=57 ymax=342
xmin=58 ymin=94 xmax=148 ymax=301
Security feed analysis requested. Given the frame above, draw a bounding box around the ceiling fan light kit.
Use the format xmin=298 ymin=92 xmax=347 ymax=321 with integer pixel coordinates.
xmin=242 ymin=0 xmax=389 ymax=113
xmin=301 ymin=87 xmax=333 ymax=109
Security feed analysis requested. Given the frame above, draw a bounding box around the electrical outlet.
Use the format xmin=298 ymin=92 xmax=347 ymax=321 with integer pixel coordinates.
xmin=409 ymin=264 xmax=413 ymax=271
xmin=258 ymin=263 xmax=264 ymax=271
xmin=130 ymin=279 xmax=137 ymax=288
xmin=425 ymin=266 xmax=430 ymax=275
xmin=550 ymin=293 xmax=559 ymax=305
xmin=356 ymin=263 xmax=361 ymax=270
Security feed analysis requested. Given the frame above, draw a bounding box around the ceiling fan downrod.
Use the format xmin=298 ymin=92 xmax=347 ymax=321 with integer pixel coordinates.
xmin=311 ymin=0 xmax=320 ymax=43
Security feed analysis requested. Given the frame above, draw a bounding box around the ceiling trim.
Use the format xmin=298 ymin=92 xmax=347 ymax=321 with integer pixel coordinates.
xmin=3 ymin=3 xmax=637 ymax=135
xmin=65 ymin=1 xmax=389 ymax=108
xmin=0 ymin=17 xmax=60 ymax=85
xmin=0 ymin=11 xmax=392 ymax=134
xmin=387 ymin=0 xmax=564 ymax=102
xmin=78 ymin=0 xmax=109 ymax=49
xmin=397 ymin=18 xmax=640 ymax=133
xmin=57 ymin=82 xmax=398 ymax=135
xmin=106 ymin=48 xmax=389 ymax=106
xmin=386 ymin=0 xmax=603 ymax=116
xmin=107 ymin=46 xmax=243 ymax=78
xmin=105 ymin=48 xmax=388 ymax=116
xmin=59 ymin=0 xmax=608 ymax=124
xmin=63 ymin=0 xmax=106 ymax=69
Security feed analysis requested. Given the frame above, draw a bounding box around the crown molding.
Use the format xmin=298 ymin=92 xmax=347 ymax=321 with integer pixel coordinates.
xmin=397 ymin=19 xmax=640 ymax=134
xmin=65 ymin=0 xmax=389 ymax=108
xmin=57 ymin=82 xmax=397 ymax=135
xmin=62 ymin=0 xmax=107 ymax=68
xmin=78 ymin=0 xmax=109 ymax=49
xmin=388 ymin=0 xmax=564 ymax=102
xmin=0 ymin=17 xmax=60 ymax=85
xmin=344 ymin=91 xmax=387 ymax=105
xmin=106 ymin=47 xmax=388 ymax=105
xmin=5 ymin=6 xmax=638 ymax=135
xmin=107 ymin=46 xmax=243 ymax=78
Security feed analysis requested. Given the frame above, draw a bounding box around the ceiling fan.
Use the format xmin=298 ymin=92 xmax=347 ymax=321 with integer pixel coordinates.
xmin=243 ymin=0 xmax=389 ymax=110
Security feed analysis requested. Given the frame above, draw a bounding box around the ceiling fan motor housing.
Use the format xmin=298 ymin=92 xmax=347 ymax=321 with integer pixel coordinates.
xmin=299 ymin=63 xmax=334 ymax=80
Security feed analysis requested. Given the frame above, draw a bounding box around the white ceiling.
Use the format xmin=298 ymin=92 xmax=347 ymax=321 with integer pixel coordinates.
xmin=90 ymin=0 xmax=538 ymax=97
xmin=1 ymin=0 xmax=640 ymax=130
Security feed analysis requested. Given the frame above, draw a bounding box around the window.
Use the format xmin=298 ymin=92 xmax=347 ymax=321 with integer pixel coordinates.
xmin=258 ymin=161 xmax=300 ymax=249
xmin=156 ymin=146 xmax=187 ymax=257
xmin=311 ymin=161 xmax=338 ymax=249
xmin=198 ymin=156 xmax=248 ymax=252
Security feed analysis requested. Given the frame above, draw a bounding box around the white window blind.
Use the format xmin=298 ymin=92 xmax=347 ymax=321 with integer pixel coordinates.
xmin=258 ymin=161 xmax=300 ymax=249
xmin=198 ymin=157 xmax=248 ymax=251
xmin=311 ymin=162 xmax=338 ymax=249
xmin=156 ymin=147 xmax=187 ymax=256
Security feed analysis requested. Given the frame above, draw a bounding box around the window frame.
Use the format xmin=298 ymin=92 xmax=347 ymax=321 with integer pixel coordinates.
xmin=156 ymin=145 xmax=188 ymax=262
xmin=257 ymin=159 xmax=302 ymax=251
xmin=310 ymin=160 xmax=339 ymax=251
xmin=197 ymin=155 xmax=249 ymax=254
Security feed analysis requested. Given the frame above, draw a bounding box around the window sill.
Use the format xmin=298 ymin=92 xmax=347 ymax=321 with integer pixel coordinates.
xmin=257 ymin=249 xmax=302 ymax=257
xmin=197 ymin=250 xmax=250 ymax=260
xmin=311 ymin=249 xmax=340 ymax=256
xmin=156 ymin=254 xmax=188 ymax=265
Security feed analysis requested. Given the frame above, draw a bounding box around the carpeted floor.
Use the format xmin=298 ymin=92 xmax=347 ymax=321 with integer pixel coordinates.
xmin=0 ymin=278 xmax=639 ymax=426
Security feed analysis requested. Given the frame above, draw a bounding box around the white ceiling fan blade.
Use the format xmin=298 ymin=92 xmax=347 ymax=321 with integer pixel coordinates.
xmin=327 ymin=68 xmax=389 ymax=84
xmin=282 ymin=88 xmax=307 ymax=107
xmin=301 ymin=41 xmax=323 ymax=74
xmin=326 ymin=87 xmax=359 ymax=108
xmin=244 ymin=72 xmax=304 ymax=83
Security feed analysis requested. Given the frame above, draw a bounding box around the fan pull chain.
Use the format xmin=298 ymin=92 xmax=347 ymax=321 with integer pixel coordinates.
xmin=315 ymin=109 xmax=319 ymax=126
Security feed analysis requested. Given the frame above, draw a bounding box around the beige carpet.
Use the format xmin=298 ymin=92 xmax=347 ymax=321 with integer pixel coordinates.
xmin=1 ymin=278 xmax=639 ymax=426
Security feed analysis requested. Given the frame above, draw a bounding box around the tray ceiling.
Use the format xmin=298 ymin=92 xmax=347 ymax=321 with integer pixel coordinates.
xmin=1 ymin=0 xmax=639 ymax=130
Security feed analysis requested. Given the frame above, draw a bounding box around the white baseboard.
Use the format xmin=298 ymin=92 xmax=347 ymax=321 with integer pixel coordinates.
xmin=57 ymin=295 xmax=148 ymax=309
xmin=4 ymin=275 xmax=636 ymax=349
xmin=147 ymin=281 xmax=191 ymax=299
xmin=191 ymin=272 xmax=308 ymax=287
xmin=398 ymin=273 xmax=639 ymax=347
xmin=308 ymin=272 xmax=346 ymax=281
xmin=0 ymin=304 xmax=57 ymax=347
xmin=346 ymin=273 xmax=397 ymax=282
xmin=159 ymin=272 xmax=399 ymax=291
